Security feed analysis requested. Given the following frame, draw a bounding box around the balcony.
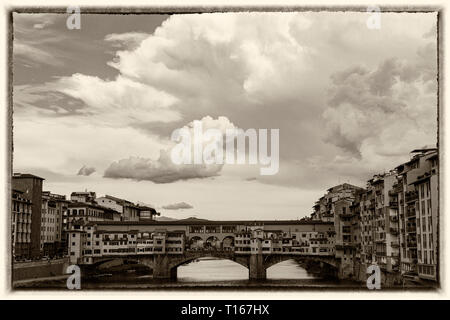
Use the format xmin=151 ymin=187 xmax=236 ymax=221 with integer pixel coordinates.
xmin=405 ymin=191 xmax=418 ymax=203
xmin=406 ymin=209 xmax=416 ymax=218
xmin=392 ymin=183 xmax=403 ymax=194
xmin=406 ymin=226 xmax=416 ymax=233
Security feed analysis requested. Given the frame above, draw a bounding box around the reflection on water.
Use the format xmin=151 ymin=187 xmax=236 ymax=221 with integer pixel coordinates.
xmin=267 ymin=259 xmax=318 ymax=280
xmin=177 ymin=258 xmax=248 ymax=282
xmin=177 ymin=257 xmax=318 ymax=282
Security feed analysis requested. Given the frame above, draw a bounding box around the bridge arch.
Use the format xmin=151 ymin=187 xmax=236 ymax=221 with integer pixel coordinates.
xmin=263 ymin=255 xmax=298 ymax=270
xmin=263 ymin=255 xmax=338 ymax=270
xmin=169 ymin=254 xmax=249 ymax=271
xmin=222 ymin=236 xmax=234 ymax=251
xmin=188 ymin=236 xmax=204 ymax=250
xmin=205 ymin=236 xmax=221 ymax=250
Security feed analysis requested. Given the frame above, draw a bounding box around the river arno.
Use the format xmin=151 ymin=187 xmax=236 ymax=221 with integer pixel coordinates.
xmin=77 ymin=257 xmax=364 ymax=289
xmin=15 ymin=257 xmax=436 ymax=290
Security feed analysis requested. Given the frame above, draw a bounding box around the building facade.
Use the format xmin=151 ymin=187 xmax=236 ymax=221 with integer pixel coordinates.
xmin=67 ymin=202 xmax=120 ymax=229
xmin=71 ymin=191 xmax=97 ymax=203
xmin=395 ymin=148 xmax=438 ymax=280
xmin=138 ymin=205 xmax=160 ymax=221
xmin=311 ymin=183 xmax=364 ymax=222
xmin=96 ymin=195 xmax=141 ymax=221
xmin=12 ymin=189 xmax=33 ymax=259
xmin=12 ymin=173 xmax=44 ymax=258
xmin=41 ymin=191 xmax=68 ymax=257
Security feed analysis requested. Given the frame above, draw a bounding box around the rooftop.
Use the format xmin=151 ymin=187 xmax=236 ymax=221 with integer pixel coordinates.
xmin=90 ymin=218 xmax=334 ymax=226
xmin=410 ymin=146 xmax=437 ymax=154
xmin=68 ymin=201 xmax=121 ymax=214
xmin=12 ymin=173 xmax=45 ymax=180
xmin=102 ymin=194 xmax=134 ymax=205
xmin=326 ymin=183 xmax=364 ymax=193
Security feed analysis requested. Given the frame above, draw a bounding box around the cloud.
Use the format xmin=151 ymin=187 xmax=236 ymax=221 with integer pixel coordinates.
xmin=104 ymin=154 xmax=223 ymax=183
xmin=14 ymin=74 xmax=181 ymax=126
xmin=14 ymin=41 xmax=63 ymax=67
xmin=106 ymin=13 xmax=316 ymax=108
xmin=77 ymin=165 xmax=96 ymax=176
xmin=322 ymin=42 xmax=437 ymax=159
xmin=162 ymin=202 xmax=193 ymax=210
xmin=33 ymin=19 xmax=54 ymax=29
xmin=13 ymin=113 xmax=166 ymax=176
xmin=105 ymin=32 xmax=151 ymax=50
xmin=13 ymin=14 xmax=66 ymax=67
xmin=104 ymin=116 xmax=236 ymax=183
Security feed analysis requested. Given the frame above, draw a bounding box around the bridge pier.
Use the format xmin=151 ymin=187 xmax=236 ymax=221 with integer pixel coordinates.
xmin=152 ymin=254 xmax=177 ymax=280
xmin=249 ymin=254 xmax=266 ymax=280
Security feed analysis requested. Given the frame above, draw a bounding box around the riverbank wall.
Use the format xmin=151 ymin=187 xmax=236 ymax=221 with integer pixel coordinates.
xmin=296 ymin=258 xmax=403 ymax=286
xmin=13 ymin=258 xmax=70 ymax=282
xmin=353 ymin=261 xmax=403 ymax=286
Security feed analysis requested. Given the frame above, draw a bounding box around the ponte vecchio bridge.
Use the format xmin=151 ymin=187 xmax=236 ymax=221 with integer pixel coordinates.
xmin=69 ymin=218 xmax=340 ymax=280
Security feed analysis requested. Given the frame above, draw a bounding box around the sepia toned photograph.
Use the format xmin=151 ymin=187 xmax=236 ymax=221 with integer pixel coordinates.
xmin=9 ymin=6 xmax=440 ymax=292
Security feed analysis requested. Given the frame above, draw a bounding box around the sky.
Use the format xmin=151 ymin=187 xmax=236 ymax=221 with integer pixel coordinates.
xmin=12 ymin=11 xmax=438 ymax=220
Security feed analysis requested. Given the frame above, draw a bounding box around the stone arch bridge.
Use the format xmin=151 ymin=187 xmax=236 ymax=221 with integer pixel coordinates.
xmin=88 ymin=219 xmax=339 ymax=279
xmin=91 ymin=251 xmax=339 ymax=280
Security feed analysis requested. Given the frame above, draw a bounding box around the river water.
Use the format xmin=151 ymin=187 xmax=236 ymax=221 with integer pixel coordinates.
xmin=177 ymin=257 xmax=317 ymax=281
